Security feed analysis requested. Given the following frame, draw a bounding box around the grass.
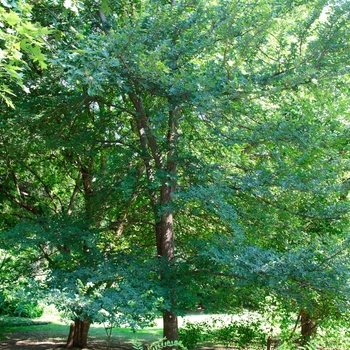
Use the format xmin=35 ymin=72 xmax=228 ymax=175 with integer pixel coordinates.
xmin=0 ymin=319 xmax=163 ymax=344
xmin=0 ymin=305 xmax=163 ymax=346
xmin=0 ymin=307 xmax=229 ymax=345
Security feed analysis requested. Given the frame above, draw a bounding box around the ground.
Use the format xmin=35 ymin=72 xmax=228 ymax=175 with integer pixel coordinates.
xmin=0 ymin=313 xmax=230 ymax=350
xmin=0 ymin=330 xmax=133 ymax=350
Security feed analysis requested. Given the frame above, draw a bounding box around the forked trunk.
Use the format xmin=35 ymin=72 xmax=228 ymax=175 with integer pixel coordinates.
xmin=130 ymin=93 xmax=179 ymax=341
xmin=66 ymin=318 xmax=91 ymax=348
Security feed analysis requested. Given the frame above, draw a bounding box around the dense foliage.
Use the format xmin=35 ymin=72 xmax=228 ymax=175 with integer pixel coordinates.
xmin=0 ymin=0 xmax=49 ymax=106
xmin=1 ymin=0 xmax=350 ymax=348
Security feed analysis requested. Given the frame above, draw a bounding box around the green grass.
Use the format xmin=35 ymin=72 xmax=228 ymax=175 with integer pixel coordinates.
xmin=0 ymin=322 xmax=68 ymax=339
xmin=0 ymin=303 xmax=163 ymax=346
xmin=0 ymin=307 xmax=215 ymax=345
xmin=0 ymin=316 xmax=163 ymax=345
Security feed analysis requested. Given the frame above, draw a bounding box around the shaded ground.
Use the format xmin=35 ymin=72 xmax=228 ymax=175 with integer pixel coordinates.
xmin=0 ymin=332 xmax=132 ymax=350
xmin=0 ymin=312 xmax=226 ymax=350
xmin=0 ymin=330 xmax=134 ymax=350
xmin=1 ymin=330 xmax=67 ymax=350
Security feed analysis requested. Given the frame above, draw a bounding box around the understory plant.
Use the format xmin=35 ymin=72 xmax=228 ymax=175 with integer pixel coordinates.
xmin=179 ymin=316 xmax=267 ymax=349
xmin=133 ymin=337 xmax=187 ymax=350
xmin=0 ymin=289 xmax=44 ymax=318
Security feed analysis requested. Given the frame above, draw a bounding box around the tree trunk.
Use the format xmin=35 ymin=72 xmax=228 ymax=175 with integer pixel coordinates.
xmin=159 ymin=182 xmax=178 ymax=341
xmin=66 ymin=318 xmax=91 ymax=348
xmin=300 ymin=310 xmax=317 ymax=342
xmin=159 ymin=211 xmax=178 ymax=341
xmin=163 ymin=310 xmax=178 ymax=341
xmin=129 ymin=94 xmax=179 ymax=341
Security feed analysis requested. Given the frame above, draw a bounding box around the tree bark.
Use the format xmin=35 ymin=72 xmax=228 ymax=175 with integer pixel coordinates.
xmin=300 ymin=309 xmax=317 ymax=342
xmin=129 ymin=94 xmax=179 ymax=341
xmin=159 ymin=212 xmax=178 ymax=341
xmin=66 ymin=318 xmax=91 ymax=348
xmin=163 ymin=310 xmax=178 ymax=341
xmin=159 ymin=146 xmax=178 ymax=340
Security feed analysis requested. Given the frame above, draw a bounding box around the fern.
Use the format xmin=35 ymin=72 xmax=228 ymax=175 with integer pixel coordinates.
xmin=133 ymin=337 xmax=187 ymax=350
xmin=132 ymin=340 xmax=144 ymax=350
xmin=299 ymin=342 xmax=318 ymax=350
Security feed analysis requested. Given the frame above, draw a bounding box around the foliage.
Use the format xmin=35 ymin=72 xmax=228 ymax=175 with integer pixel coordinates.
xmin=0 ymin=284 xmax=44 ymax=318
xmin=1 ymin=0 xmax=350 ymax=346
xmin=179 ymin=313 xmax=350 ymax=350
xmin=278 ymin=339 xmax=321 ymax=350
xmin=179 ymin=316 xmax=267 ymax=349
xmin=211 ymin=318 xmax=266 ymax=349
xmin=196 ymin=234 xmax=350 ymax=329
xmin=179 ymin=320 xmax=211 ymax=349
xmin=290 ymin=317 xmax=350 ymax=350
xmin=44 ymin=255 xmax=165 ymax=329
xmin=0 ymin=316 xmax=48 ymax=327
xmin=0 ymin=0 xmax=50 ymax=106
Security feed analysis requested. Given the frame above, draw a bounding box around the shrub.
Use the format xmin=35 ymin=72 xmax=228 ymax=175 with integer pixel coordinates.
xmin=0 ymin=316 xmax=49 ymax=327
xmin=179 ymin=321 xmax=211 ymax=349
xmin=0 ymin=291 xmax=44 ymax=318
xmin=211 ymin=318 xmax=266 ymax=348
xmin=179 ymin=317 xmax=267 ymax=349
xmin=13 ymin=300 xmax=44 ymax=318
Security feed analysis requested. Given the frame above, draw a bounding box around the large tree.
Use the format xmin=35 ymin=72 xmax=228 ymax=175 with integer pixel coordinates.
xmin=1 ymin=0 xmax=350 ymax=347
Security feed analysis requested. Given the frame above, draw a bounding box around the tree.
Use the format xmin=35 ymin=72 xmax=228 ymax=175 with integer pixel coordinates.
xmin=1 ymin=0 xmax=350 ymax=347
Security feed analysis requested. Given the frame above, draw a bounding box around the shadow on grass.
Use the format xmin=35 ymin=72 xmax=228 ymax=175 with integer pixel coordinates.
xmin=0 ymin=318 xmax=163 ymax=350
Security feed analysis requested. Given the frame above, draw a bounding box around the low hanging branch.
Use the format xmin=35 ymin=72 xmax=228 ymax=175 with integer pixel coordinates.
xmin=288 ymin=310 xmax=302 ymax=341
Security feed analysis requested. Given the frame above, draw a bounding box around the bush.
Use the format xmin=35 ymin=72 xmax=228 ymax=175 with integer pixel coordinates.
xmin=0 ymin=291 xmax=44 ymax=318
xmin=179 ymin=317 xmax=267 ymax=349
xmin=0 ymin=316 xmax=49 ymax=327
xmin=13 ymin=300 xmax=44 ymax=318
xmin=211 ymin=318 xmax=266 ymax=349
xmin=179 ymin=321 xmax=211 ymax=349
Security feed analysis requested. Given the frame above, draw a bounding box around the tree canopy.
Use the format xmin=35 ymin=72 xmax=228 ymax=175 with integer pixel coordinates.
xmin=1 ymin=0 xmax=350 ymax=347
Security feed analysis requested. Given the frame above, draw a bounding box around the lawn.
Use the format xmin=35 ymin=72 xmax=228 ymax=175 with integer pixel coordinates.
xmin=0 ymin=304 xmax=165 ymax=350
xmin=0 ymin=309 xmax=226 ymax=349
xmin=0 ymin=318 xmax=163 ymax=350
